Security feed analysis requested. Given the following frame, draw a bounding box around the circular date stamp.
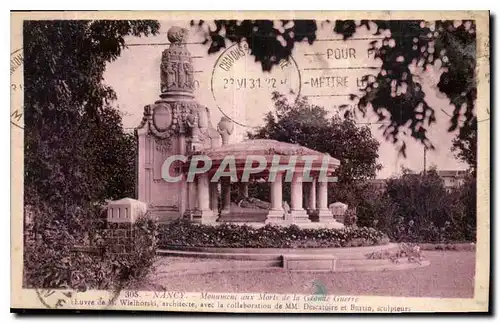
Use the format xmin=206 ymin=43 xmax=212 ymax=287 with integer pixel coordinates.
xmin=210 ymin=41 xmax=301 ymax=128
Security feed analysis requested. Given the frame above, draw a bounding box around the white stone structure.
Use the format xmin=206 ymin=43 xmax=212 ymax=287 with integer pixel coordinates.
xmin=107 ymin=198 xmax=148 ymax=223
xmin=329 ymin=202 xmax=348 ymax=220
xmin=183 ymin=139 xmax=341 ymax=226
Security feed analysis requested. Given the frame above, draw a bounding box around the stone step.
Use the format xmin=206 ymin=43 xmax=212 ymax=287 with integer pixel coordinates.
xmin=157 ymin=249 xmax=282 ymax=261
xmin=159 ymin=243 xmax=399 ymax=260
xmin=155 ymin=259 xmax=280 ymax=274
xmin=218 ymin=214 xmax=269 ymax=222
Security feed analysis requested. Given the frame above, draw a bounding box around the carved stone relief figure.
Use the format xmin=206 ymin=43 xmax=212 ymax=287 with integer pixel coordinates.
xmin=177 ymin=62 xmax=186 ymax=90
xmin=184 ymin=62 xmax=194 ymax=89
xmin=166 ymin=62 xmax=177 ymax=88
xmin=185 ymin=110 xmax=197 ymax=129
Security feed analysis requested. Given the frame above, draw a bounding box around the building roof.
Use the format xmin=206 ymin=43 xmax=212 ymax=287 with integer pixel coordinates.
xmin=187 ymin=139 xmax=340 ymax=174
xmin=437 ymin=170 xmax=467 ymax=177
xmin=192 ymin=139 xmax=327 ymax=157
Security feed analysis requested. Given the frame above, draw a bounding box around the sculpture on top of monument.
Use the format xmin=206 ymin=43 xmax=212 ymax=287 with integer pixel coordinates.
xmin=137 ymin=26 xmax=221 ymax=150
xmin=160 ymin=26 xmax=194 ymax=96
xmin=217 ymin=116 xmax=234 ymax=145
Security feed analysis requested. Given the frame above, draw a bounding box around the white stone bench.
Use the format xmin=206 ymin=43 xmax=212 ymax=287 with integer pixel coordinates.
xmin=282 ymin=254 xmax=337 ymax=272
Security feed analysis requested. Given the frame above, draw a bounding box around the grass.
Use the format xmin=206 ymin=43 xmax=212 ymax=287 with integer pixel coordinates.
xmin=141 ymin=251 xmax=476 ymax=298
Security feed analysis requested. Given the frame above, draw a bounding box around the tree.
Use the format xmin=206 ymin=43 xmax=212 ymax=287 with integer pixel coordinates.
xmin=381 ymin=168 xmax=470 ymax=242
xmin=249 ymin=92 xmax=382 ymax=183
xmin=456 ymin=174 xmax=477 ymax=241
xmin=81 ymin=107 xmax=137 ymax=202
xmin=451 ymin=119 xmax=477 ymax=173
xmin=247 ymin=92 xmax=382 ymax=205
xmin=24 ymin=20 xmax=159 ymax=216
xmin=193 ymin=19 xmax=477 ymax=155
xmin=23 ymin=20 xmax=160 ymax=290
xmin=356 ymin=189 xmax=397 ymax=234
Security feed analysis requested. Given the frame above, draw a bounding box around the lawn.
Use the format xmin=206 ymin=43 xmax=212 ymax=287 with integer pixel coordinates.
xmin=141 ymin=251 xmax=476 ymax=298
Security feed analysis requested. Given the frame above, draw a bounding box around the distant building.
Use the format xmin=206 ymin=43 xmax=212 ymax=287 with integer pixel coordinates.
xmin=436 ymin=170 xmax=467 ymax=190
xmin=368 ymin=169 xmax=468 ymax=194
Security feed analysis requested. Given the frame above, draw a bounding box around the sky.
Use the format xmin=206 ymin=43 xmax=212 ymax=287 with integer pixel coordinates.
xmin=103 ymin=20 xmax=469 ymax=179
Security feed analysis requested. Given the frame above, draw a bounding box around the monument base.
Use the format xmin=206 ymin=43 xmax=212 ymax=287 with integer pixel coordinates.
xmin=191 ymin=209 xmax=218 ymax=224
xmin=290 ymin=209 xmax=311 ymax=223
xmin=317 ymin=209 xmax=335 ymax=223
xmin=265 ymin=209 xmax=285 ymax=224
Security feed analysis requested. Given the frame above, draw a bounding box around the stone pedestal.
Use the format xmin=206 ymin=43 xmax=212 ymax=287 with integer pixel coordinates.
xmin=192 ymin=209 xmax=217 ymax=224
xmin=107 ymin=198 xmax=148 ymax=224
xmin=135 ymin=26 xmax=223 ymax=223
xmin=265 ymin=209 xmax=286 ymax=224
xmin=316 ymin=209 xmax=334 ymax=223
xmin=106 ymin=198 xmax=148 ymax=254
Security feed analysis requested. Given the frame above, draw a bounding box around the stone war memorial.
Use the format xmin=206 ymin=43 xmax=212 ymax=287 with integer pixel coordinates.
xmin=105 ymin=26 xmax=428 ymax=273
xmin=126 ymin=26 xmax=343 ymax=228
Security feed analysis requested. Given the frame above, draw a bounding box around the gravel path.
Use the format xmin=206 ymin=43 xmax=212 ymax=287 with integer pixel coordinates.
xmin=142 ymin=251 xmax=475 ymax=298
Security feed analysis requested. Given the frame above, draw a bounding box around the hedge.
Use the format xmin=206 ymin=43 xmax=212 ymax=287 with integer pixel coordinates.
xmin=158 ymin=219 xmax=390 ymax=249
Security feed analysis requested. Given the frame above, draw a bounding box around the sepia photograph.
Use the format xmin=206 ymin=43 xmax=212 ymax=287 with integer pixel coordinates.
xmin=10 ymin=11 xmax=490 ymax=313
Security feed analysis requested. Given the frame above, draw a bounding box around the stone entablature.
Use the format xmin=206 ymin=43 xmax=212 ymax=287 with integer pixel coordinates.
xmin=187 ymin=139 xmax=340 ymax=177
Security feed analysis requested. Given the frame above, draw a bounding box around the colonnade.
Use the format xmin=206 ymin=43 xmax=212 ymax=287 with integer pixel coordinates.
xmin=189 ymin=171 xmax=334 ymax=224
xmin=266 ymin=172 xmax=332 ymax=223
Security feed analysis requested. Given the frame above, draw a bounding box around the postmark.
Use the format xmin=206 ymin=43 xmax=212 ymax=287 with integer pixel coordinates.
xmin=211 ymin=41 xmax=301 ymax=128
xmin=35 ymin=288 xmax=74 ymax=309
xmin=10 ymin=48 xmax=24 ymax=130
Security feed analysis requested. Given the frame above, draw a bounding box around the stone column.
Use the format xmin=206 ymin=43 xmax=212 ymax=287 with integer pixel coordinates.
xmin=317 ymin=180 xmax=333 ymax=222
xmin=185 ymin=180 xmax=197 ymax=220
xmin=266 ymin=172 xmax=284 ymax=223
xmin=290 ymin=173 xmax=310 ymax=223
xmin=210 ymin=181 xmax=219 ymax=214
xmin=192 ymin=174 xmax=217 ymax=224
xmin=221 ymin=178 xmax=231 ymax=215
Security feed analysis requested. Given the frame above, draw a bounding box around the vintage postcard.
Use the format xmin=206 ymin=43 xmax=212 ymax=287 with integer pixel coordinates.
xmin=10 ymin=11 xmax=490 ymax=313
